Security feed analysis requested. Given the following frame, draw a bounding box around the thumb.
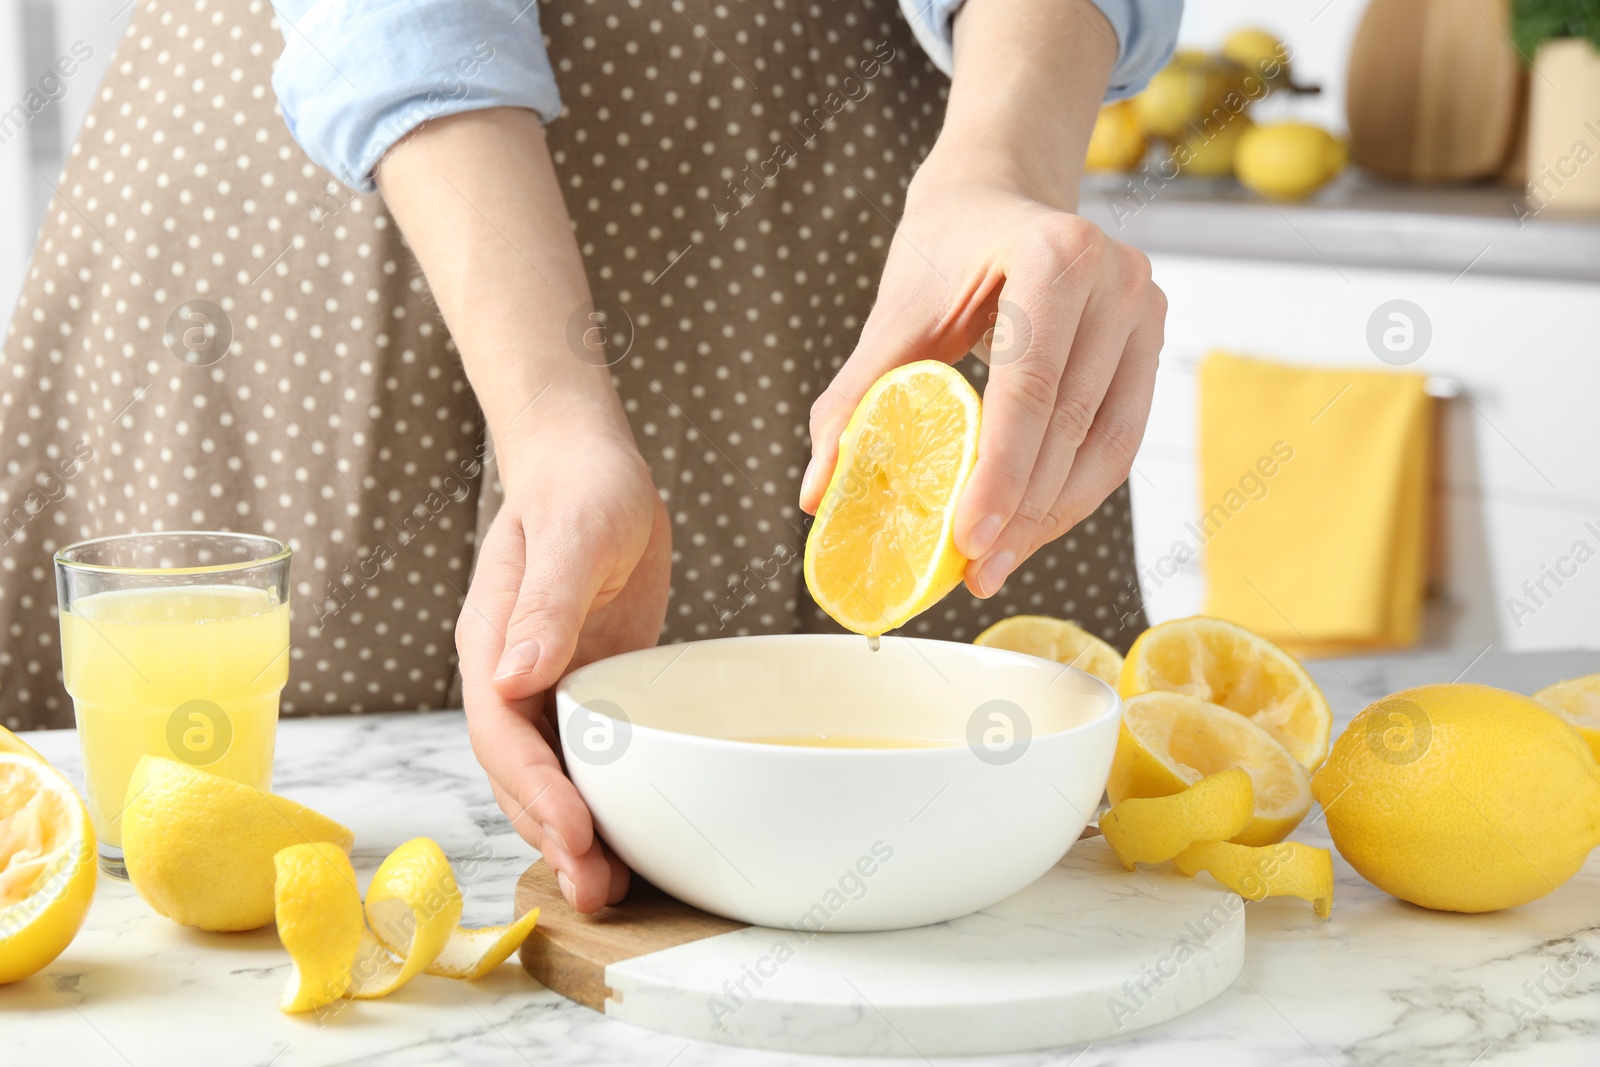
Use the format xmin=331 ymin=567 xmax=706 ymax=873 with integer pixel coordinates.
xmin=800 ymin=257 xmax=997 ymax=514
xmin=491 ymin=515 xmax=608 ymax=702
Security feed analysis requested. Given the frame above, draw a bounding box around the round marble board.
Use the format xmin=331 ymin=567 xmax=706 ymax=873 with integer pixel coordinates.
xmin=515 ymin=836 xmax=1244 ymax=1056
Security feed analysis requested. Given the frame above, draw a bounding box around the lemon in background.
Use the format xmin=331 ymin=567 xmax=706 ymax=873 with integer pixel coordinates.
xmin=1177 ymin=113 xmax=1255 ymax=177
xmin=1313 ymin=684 xmax=1600 ymax=913
xmin=1086 ymin=101 xmax=1148 ymax=172
xmin=1235 ymin=122 xmax=1347 ymax=200
xmin=1221 ymin=28 xmax=1291 ymax=86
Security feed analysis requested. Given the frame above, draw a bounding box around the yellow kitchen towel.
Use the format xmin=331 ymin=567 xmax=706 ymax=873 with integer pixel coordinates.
xmin=1198 ymin=351 xmax=1432 ymax=652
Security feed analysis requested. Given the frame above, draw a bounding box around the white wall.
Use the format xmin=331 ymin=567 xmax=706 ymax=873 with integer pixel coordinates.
xmin=0 ymin=0 xmax=128 ymax=324
xmin=1133 ymin=252 xmax=1600 ymax=652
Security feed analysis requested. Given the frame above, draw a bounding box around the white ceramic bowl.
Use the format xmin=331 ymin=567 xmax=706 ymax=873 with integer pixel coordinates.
xmin=555 ymin=634 xmax=1121 ymax=931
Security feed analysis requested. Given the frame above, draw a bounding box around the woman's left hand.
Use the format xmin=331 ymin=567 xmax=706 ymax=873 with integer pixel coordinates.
xmin=798 ymin=0 xmax=1165 ymax=602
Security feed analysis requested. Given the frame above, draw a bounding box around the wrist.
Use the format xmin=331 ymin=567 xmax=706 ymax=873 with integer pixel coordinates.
xmin=930 ymin=0 xmax=1119 ymax=212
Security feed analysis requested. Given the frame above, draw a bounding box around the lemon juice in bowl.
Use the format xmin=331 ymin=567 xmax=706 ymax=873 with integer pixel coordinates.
xmin=55 ymin=532 xmax=290 ymax=876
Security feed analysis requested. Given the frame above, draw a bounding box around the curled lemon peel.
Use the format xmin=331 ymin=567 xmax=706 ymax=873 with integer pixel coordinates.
xmin=273 ymin=836 xmax=542 ymax=1012
xmin=1100 ymin=769 xmax=1254 ymax=868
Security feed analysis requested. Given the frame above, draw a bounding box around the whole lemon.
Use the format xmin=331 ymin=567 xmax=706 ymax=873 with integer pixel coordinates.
xmin=1085 ymin=100 xmax=1148 ymax=172
xmin=1221 ymin=28 xmax=1290 ymax=86
xmin=1177 ymin=113 xmax=1254 ymax=177
xmin=1234 ymin=122 xmax=1347 ymax=200
xmin=1312 ymin=684 xmax=1600 ymax=913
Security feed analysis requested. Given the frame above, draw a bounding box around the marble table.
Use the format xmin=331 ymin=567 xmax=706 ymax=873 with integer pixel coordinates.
xmin=7 ymin=645 xmax=1600 ymax=1066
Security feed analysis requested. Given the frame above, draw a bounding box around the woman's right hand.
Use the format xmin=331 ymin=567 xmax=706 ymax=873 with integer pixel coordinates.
xmin=454 ymin=413 xmax=671 ymax=912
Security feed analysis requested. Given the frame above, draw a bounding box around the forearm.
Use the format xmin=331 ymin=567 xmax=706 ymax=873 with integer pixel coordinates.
xmin=375 ymin=108 xmax=630 ymax=479
xmin=934 ymin=0 xmax=1118 ymax=210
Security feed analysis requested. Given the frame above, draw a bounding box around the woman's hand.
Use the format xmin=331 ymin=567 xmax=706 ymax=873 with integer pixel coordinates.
xmin=455 ymin=416 xmax=671 ymax=913
xmin=799 ymin=0 xmax=1165 ymax=600
xmin=377 ymin=108 xmax=670 ymax=911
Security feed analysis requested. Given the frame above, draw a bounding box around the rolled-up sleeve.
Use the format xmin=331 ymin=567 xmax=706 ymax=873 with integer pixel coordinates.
xmin=271 ymin=0 xmax=562 ymax=193
xmin=898 ymin=0 xmax=1182 ymax=99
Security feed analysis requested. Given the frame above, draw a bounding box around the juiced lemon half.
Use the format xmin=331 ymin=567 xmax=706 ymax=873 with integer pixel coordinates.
xmin=1120 ymin=616 xmax=1332 ymax=769
xmin=1110 ymin=691 xmax=1312 ymax=846
xmin=1533 ymin=673 xmax=1600 ymax=762
xmin=805 ymin=360 xmax=980 ymax=637
xmin=974 ymin=615 xmax=1124 ymax=686
xmin=0 ymin=752 xmax=97 ymax=984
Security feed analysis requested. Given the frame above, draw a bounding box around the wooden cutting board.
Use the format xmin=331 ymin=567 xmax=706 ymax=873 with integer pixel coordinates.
xmin=515 ymin=862 xmax=745 ymax=1011
xmin=1346 ymin=0 xmax=1523 ymax=182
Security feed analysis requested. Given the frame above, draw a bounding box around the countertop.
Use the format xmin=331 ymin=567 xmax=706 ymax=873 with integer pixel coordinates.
xmin=1078 ymin=173 xmax=1600 ymax=283
xmin=8 ymin=644 xmax=1600 ymax=1067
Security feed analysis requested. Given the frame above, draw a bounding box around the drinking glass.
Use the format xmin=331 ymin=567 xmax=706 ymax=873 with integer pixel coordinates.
xmin=55 ymin=532 xmax=291 ymax=876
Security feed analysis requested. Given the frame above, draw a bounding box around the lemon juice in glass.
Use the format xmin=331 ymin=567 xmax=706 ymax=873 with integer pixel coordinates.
xmin=55 ymin=532 xmax=291 ymax=876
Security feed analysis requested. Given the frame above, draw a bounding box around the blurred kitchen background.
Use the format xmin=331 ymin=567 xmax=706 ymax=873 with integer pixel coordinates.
xmin=4 ymin=0 xmax=1599 ymax=655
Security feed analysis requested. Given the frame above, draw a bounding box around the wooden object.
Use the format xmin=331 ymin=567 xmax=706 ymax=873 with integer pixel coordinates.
xmin=1525 ymin=39 xmax=1600 ymax=210
xmin=1346 ymin=0 xmax=1522 ymax=182
xmin=508 ymin=830 xmax=1243 ymax=1057
xmin=515 ymin=862 xmax=745 ymax=1010
xmin=515 ymin=828 xmax=1106 ymax=1012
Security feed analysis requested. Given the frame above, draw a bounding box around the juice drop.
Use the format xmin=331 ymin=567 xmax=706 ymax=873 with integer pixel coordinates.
xmin=866 ymin=635 xmax=880 ymax=652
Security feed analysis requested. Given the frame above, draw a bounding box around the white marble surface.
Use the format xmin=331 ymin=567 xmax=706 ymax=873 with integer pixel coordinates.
xmin=6 ymin=645 xmax=1600 ymax=1066
xmin=607 ymin=839 xmax=1243 ymax=1055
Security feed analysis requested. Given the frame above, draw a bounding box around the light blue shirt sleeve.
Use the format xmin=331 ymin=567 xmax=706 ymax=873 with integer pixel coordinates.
xmin=272 ymin=0 xmax=1182 ymax=194
xmin=270 ymin=0 xmax=561 ymax=193
xmin=897 ymin=0 xmax=1182 ymax=99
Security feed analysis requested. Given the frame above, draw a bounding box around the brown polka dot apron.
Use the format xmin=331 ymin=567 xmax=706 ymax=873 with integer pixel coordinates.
xmin=0 ymin=0 xmax=1144 ymax=730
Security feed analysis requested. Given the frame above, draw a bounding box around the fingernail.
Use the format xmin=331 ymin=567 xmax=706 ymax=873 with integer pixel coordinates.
xmin=494 ymin=639 xmax=540 ymax=681
xmin=541 ymin=822 xmax=570 ymax=856
xmin=966 ymin=514 xmax=1004 ymax=558
xmin=799 ymin=455 xmax=820 ymax=502
xmin=556 ymin=870 xmax=577 ymax=907
xmin=977 ymin=551 xmax=1016 ymax=598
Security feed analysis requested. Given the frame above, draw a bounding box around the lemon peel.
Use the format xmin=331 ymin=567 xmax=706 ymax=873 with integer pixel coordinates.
xmin=1100 ymin=769 xmax=1254 ymax=868
xmin=1174 ymin=839 xmax=1334 ymax=920
xmin=274 ymin=842 xmax=362 ymax=1013
xmin=272 ymin=836 xmax=542 ymax=1010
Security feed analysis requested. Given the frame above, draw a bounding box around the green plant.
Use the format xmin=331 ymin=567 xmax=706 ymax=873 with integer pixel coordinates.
xmin=1512 ymin=0 xmax=1600 ymax=59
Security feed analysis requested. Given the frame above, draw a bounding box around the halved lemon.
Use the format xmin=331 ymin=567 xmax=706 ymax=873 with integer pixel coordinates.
xmin=0 ymin=753 xmax=97 ymax=984
xmin=1120 ymin=616 xmax=1332 ymax=769
xmin=0 ymin=726 xmax=43 ymax=762
xmin=1533 ymin=674 xmax=1600 ymax=762
xmin=974 ymin=615 xmax=1124 ymax=686
xmin=805 ymin=361 xmax=980 ymax=636
xmin=1109 ymin=691 xmax=1312 ymax=846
